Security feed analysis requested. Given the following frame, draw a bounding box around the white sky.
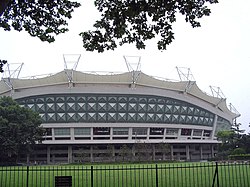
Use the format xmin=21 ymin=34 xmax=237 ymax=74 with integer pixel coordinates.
xmin=1 ymin=0 xmax=250 ymax=132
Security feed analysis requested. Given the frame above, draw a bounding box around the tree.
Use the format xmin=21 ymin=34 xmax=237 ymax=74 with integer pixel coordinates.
xmin=106 ymin=144 xmax=115 ymax=162
xmin=237 ymin=134 xmax=250 ymax=154
xmin=0 ymin=0 xmax=10 ymax=16
xmin=216 ymin=128 xmax=250 ymax=160
xmin=75 ymin=148 xmax=90 ymax=163
xmin=1 ymin=0 xmax=218 ymax=53
xmin=0 ymin=0 xmax=81 ymax=72
xmin=0 ymin=96 xmax=44 ymax=163
xmin=216 ymin=130 xmax=237 ymax=159
xmin=119 ymin=144 xmax=132 ymax=161
xmin=81 ymin=0 xmax=218 ymax=52
xmin=0 ymin=0 xmax=81 ymax=43
xmin=134 ymin=142 xmax=153 ymax=161
xmin=155 ymin=142 xmax=170 ymax=160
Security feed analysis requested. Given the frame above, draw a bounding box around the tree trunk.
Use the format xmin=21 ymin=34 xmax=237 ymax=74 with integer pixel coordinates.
xmin=0 ymin=0 xmax=11 ymax=17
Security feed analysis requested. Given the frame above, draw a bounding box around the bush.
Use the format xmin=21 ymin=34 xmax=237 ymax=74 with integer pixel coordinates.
xmin=231 ymin=148 xmax=246 ymax=155
xmin=229 ymin=154 xmax=250 ymax=160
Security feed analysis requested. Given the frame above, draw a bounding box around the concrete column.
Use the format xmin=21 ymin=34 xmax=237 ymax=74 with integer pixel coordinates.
xmin=163 ymin=128 xmax=166 ymax=139
xmin=70 ymin=128 xmax=74 ymax=140
xmin=52 ymin=154 xmax=55 ymax=164
xmin=47 ymin=146 xmax=51 ymax=164
xmin=147 ymin=127 xmax=150 ymax=140
xmin=211 ymin=144 xmax=214 ymax=158
xmin=132 ymin=145 xmax=136 ymax=157
xmin=177 ymin=153 xmax=180 ymax=161
xmin=177 ymin=129 xmax=181 ymax=139
xmin=129 ymin=128 xmax=133 ymax=140
xmin=90 ymin=127 xmax=93 ymax=140
xmin=170 ymin=145 xmax=174 ymax=160
xmin=52 ymin=128 xmax=55 ymax=141
xmin=68 ymin=145 xmax=73 ymax=163
xmin=34 ymin=153 xmax=37 ymax=164
xmin=163 ymin=151 xmax=166 ymax=161
xmin=26 ymin=154 xmax=30 ymax=165
xmin=186 ymin=145 xmax=190 ymax=161
xmin=90 ymin=145 xmax=94 ymax=162
xmin=112 ymin=145 xmax=115 ymax=157
xmin=211 ymin=115 xmax=218 ymax=139
xmin=190 ymin=130 xmax=194 ymax=138
xmin=200 ymin=145 xmax=203 ymax=160
xmin=110 ymin=127 xmax=113 ymax=140
xmin=152 ymin=144 xmax=156 ymax=161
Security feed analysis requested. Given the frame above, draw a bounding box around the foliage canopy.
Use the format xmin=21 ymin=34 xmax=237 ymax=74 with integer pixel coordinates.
xmin=0 ymin=0 xmax=81 ymax=43
xmin=0 ymin=0 xmax=218 ymax=53
xmin=81 ymin=0 xmax=218 ymax=52
xmin=0 ymin=0 xmax=218 ymax=72
xmin=0 ymin=96 xmax=44 ymax=163
xmin=216 ymin=129 xmax=250 ymax=159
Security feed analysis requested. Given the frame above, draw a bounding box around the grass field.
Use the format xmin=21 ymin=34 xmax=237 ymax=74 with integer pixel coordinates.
xmin=0 ymin=161 xmax=250 ymax=187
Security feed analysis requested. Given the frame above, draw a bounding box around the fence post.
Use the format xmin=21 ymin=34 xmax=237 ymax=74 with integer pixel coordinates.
xmin=26 ymin=166 xmax=29 ymax=187
xmin=91 ymin=166 xmax=93 ymax=187
xmin=216 ymin=162 xmax=219 ymax=187
xmin=155 ymin=164 xmax=159 ymax=187
xmin=212 ymin=162 xmax=219 ymax=187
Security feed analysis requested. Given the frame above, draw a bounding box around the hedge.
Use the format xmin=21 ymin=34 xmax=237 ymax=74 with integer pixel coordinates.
xmin=228 ymin=154 xmax=250 ymax=160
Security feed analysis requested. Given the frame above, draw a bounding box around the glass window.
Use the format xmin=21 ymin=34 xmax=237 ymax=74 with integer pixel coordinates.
xmin=203 ymin=130 xmax=211 ymax=137
xmin=74 ymin=128 xmax=91 ymax=135
xmin=113 ymin=128 xmax=129 ymax=135
xmin=166 ymin=128 xmax=178 ymax=135
xmin=193 ymin=130 xmax=202 ymax=136
xmin=133 ymin=127 xmax=147 ymax=135
xmin=203 ymin=145 xmax=210 ymax=150
xmin=93 ymin=127 xmax=110 ymax=135
xmin=150 ymin=128 xmax=164 ymax=135
xmin=45 ymin=128 xmax=52 ymax=136
xmin=181 ymin=128 xmax=192 ymax=136
xmin=54 ymin=128 xmax=70 ymax=136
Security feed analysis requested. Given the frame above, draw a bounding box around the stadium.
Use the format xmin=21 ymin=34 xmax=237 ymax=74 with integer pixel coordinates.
xmin=0 ymin=58 xmax=240 ymax=164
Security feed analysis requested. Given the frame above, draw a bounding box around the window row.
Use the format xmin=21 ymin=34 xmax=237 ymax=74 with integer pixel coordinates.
xmin=45 ymin=127 xmax=211 ymax=138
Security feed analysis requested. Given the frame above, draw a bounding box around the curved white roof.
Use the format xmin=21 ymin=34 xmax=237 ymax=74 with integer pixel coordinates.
xmin=0 ymin=70 xmax=239 ymax=118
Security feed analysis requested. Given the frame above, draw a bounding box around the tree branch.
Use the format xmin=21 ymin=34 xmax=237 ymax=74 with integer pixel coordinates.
xmin=0 ymin=0 xmax=11 ymax=17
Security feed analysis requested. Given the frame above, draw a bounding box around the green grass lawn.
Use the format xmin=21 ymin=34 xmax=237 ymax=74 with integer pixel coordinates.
xmin=0 ymin=162 xmax=249 ymax=187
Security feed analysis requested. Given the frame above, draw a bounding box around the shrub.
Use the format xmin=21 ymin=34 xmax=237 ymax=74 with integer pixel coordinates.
xmin=231 ymin=148 xmax=246 ymax=155
xmin=228 ymin=154 xmax=250 ymax=160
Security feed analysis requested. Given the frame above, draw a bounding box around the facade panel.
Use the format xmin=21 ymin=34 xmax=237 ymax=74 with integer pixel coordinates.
xmin=16 ymin=94 xmax=216 ymax=126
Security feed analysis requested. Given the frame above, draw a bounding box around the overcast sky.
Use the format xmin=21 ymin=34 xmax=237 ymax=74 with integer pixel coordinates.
xmin=1 ymin=0 xmax=250 ymax=132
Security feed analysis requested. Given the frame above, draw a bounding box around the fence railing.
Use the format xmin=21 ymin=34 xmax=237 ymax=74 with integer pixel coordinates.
xmin=0 ymin=161 xmax=249 ymax=187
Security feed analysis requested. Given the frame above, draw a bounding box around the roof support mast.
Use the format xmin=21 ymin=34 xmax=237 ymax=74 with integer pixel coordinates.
xmin=123 ymin=56 xmax=141 ymax=89
xmin=209 ymin=86 xmax=227 ymax=109
xmin=63 ymin=54 xmax=81 ymax=88
xmin=2 ymin=63 xmax=23 ymax=96
xmin=176 ymin=67 xmax=196 ymax=93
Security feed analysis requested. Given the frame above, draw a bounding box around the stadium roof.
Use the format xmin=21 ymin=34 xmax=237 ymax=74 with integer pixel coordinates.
xmin=0 ymin=70 xmax=239 ymax=118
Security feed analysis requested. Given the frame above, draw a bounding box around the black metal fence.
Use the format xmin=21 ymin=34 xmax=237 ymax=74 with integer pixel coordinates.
xmin=0 ymin=161 xmax=249 ymax=187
